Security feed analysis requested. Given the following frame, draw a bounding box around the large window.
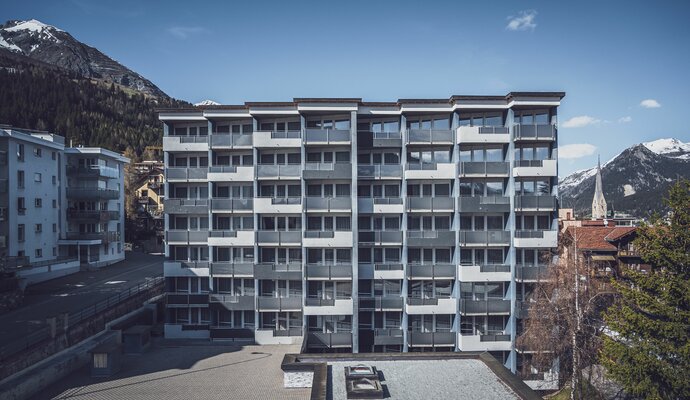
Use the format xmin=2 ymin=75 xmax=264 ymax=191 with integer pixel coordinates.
xmin=458 ymin=112 xmax=504 ymax=127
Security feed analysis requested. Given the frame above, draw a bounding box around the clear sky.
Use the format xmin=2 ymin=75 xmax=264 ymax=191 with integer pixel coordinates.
xmin=2 ymin=0 xmax=689 ymax=176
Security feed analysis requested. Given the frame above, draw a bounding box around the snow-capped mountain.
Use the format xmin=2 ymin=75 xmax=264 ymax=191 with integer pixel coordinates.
xmin=194 ymin=99 xmax=220 ymax=106
xmin=0 ymin=19 xmax=167 ymax=98
xmin=559 ymin=138 xmax=690 ymax=217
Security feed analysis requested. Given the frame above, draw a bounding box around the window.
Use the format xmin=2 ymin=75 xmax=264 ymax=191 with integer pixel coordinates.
xmin=35 ymin=248 xmax=42 ymax=258
xmin=34 ymin=173 xmax=42 ymax=182
xmin=17 ymin=197 xmax=25 ymax=214
xmin=34 ymin=198 xmax=42 ymax=208
xmin=35 ymin=224 xmax=42 ymax=233
xmin=52 ymin=199 xmax=57 ymax=208
xmin=52 ymin=151 xmax=56 ymax=160
xmin=17 ymin=170 xmax=24 ymax=188
xmin=52 ymin=175 xmax=56 ymax=185
xmin=34 ymin=147 xmax=42 ymax=157
xmin=17 ymin=144 xmax=24 ymax=161
xmin=53 ymin=247 xmax=57 ymax=256
xmin=53 ymin=223 xmax=57 ymax=232
xmin=18 ymin=224 xmax=25 ymax=242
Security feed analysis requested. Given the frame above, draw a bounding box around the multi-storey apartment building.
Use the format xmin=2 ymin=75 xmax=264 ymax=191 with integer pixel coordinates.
xmin=159 ymin=92 xmax=563 ymax=383
xmin=0 ymin=125 xmax=128 ymax=283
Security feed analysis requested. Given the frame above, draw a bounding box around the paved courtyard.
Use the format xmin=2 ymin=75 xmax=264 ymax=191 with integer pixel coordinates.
xmin=34 ymin=343 xmax=310 ymax=400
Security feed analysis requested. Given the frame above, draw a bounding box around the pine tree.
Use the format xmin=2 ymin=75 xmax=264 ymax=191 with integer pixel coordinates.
xmin=600 ymin=179 xmax=690 ymax=399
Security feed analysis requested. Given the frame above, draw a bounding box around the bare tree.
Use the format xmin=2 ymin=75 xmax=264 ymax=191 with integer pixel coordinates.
xmin=517 ymin=230 xmax=615 ymax=399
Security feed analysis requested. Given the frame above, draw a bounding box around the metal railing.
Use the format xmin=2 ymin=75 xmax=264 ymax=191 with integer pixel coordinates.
xmin=210 ymin=133 xmax=253 ymax=147
xmin=304 ymin=128 xmax=351 ymax=143
xmin=270 ymin=130 xmax=301 ymax=139
xmin=477 ymin=126 xmax=509 ymax=134
xmin=513 ymin=124 xmax=556 ymax=140
xmin=459 ymin=162 xmax=509 ymax=176
xmin=357 ymin=164 xmax=403 ymax=179
xmin=406 ymin=129 xmax=454 ymax=143
xmin=66 ymin=188 xmax=119 ymax=200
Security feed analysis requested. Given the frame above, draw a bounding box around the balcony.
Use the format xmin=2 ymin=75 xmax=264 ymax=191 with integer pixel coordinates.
xmin=303 ymin=163 xmax=352 ymax=180
xmin=372 ymin=328 xmax=405 ymax=346
xmin=514 ymin=230 xmax=558 ymax=248
xmin=357 ymin=164 xmax=403 ymax=180
xmin=407 ymin=263 xmax=456 ymax=280
xmin=358 ymin=230 xmax=403 ymax=246
xmin=209 ymin=262 xmax=254 ymax=278
xmin=458 ymin=162 xmax=509 ymax=177
xmin=66 ymin=209 xmax=120 ymax=222
xmin=256 ymin=296 xmax=302 ymax=312
xmin=0 ymin=179 xmax=7 ymax=193
xmin=210 ymin=133 xmax=253 ymax=148
xmin=513 ymin=124 xmax=556 ymax=141
xmin=303 ymin=298 xmax=354 ymax=315
xmin=62 ymin=231 xmax=120 ymax=243
xmin=305 ymin=197 xmax=352 ymax=212
xmin=457 ymin=196 xmax=510 ymax=213
xmin=357 ymin=131 xmax=403 ymax=148
xmin=459 ymin=299 xmax=511 ymax=315
xmin=404 ymin=162 xmax=455 ymax=180
xmin=66 ymin=165 xmax=119 ymax=179
xmin=256 ymin=231 xmax=302 ymax=246
xmin=166 ymin=167 xmax=208 ymax=182
xmin=358 ymin=296 xmax=404 ymax=311
xmin=207 ymin=230 xmax=254 ymax=246
xmin=208 ymin=294 xmax=255 ymax=310
xmin=458 ymin=333 xmax=511 ymax=351
xmin=165 ymin=230 xmax=209 ymax=244
xmin=207 ymin=165 xmax=255 ymax=182
xmin=254 ymin=263 xmax=302 ymax=280
xmin=357 ymin=197 xmax=404 ymax=214
xmin=252 ymin=130 xmax=302 ymax=148
xmin=66 ymin=188 xmax=119 ymax=200
xmin=458 ymin=230 xmax=511 ymax=246
xmin=305 ymin=264 xmax=353 ymax=280
xmin=406 ymin=197 xmax=454 ymax=212
xmin=618 ymin=249 xmax=640 ymax=258
xmin=515 ymin=195 xmax=557 ymax=211
xmin=407 ymin=231 xmax=456 ymax=247
xmin=166 ymin=293 xmax=209 ymax=307
xmin=166 ymin=198 xmax=209 ymax=214
xmin=358 ymin=263 xmax=404 ymax=280
xmin=303 ymin=230 xmax=354 ymax=247
xmin=210 ymin=198 xmax=253 ymax=213
xmin=408 ymin=331 xmax=455 ymax=347
xmin=456 ymin=126 xmax=510 ymax=144
xmin=306 ymin=332 xmax=353 ymax=349
xmin=512 ymin=159 xmax=557 ymax=177
xmin=304 ymin=128 xmax=351 ymax=145
xmin=458 ymin=264 xmax=511 ymax=282
xmin=256 ymin=164 xmax=301 ymax=180
xmin=406 ymin=129 xmax=454 ymax=145
xmin=163 ymin=135 xmax=209 ymax=152
xmin=516 ymin=264 xmax=550 ymax=282
xmin=253 ymin=197 xmax=301 ymax=214
xmin=163 ymin=260 xmax=210 ymax=277
xmin=405 ymin=297 xmax=457 ymax=314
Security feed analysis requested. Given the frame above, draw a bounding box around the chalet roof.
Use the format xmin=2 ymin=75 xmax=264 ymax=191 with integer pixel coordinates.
xmin=564 ymin=226 xmax=637 ymax=251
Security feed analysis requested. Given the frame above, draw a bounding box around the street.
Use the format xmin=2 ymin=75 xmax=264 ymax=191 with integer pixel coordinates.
xmin=0 ymin=252 xmax=163 ymax=347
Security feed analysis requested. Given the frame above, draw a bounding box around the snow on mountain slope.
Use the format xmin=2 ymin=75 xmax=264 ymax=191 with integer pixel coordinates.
xmin=643 ymin=138 xmax=690 ymax=159
xmin=195 ymin=99 xmax=220 ymax=106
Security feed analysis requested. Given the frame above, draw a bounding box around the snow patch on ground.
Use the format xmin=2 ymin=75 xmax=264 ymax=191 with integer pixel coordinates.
xmin=623 ymin=184 xmax=636 ymax=197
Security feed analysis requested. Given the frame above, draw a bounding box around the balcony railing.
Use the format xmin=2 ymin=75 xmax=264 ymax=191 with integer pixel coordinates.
xmin=254 ymin=262 xmax=302 ymax=280
xmin=210 ymin=198 xmax=253 ymax=212
xmin=305 ymin=264 xmax=353 ymax=280
xmin=303 ymin=162 xmax=352 ymax=179
xmin=477 ymin=126 xmax=509 ymax=134
xmin=270 ymin=130 xmax=302 ymax=139
xmin=457 ymin=196 xmax=510 ymax=213
xmin=268 ymin=327 xmax=304 ymax=337
xmin=358 ymin=230 xmax=403 ymax=245
xmin=63 ymin=231 xmax=120 ymax=243
xmin=166 ymin=198 xmax=209 ymax=213
xmin=373 ymin=328 xmax=404 ymax=345
xmin=166 ymin=293 xmax=209 ymax=306
xmin=67 ymin=209 xmax=120 ymax=221
xmin=458 ymin=162 xmax=509 ymax=176
xmin=210 ymin=262 xmax=254 ymax=277
xmin=66 ymin=165 xmax=119 ymax=179
xmin=307 ymin=332 xmax=352 ymax=348
xmin=256 ymin=164 xmax=301 ymax=179
xmin=166 ymin=167 xmax=208 ymax=180
xmin=513 ymin=124 xmax=556 ymax=140
xmin=407 ymin=230 xmax=456 ymax=246
xmin=406 ymin=197 xmax=454 ymax=212
xmin=408 ymin=331 xmax=455 ymax=347
xmin=210 ymin=133 xmax=253 ymax=147
xmin=208 ymin=294 xmax=255 ymax=310
xmin=459 ymin=299 xmax=511 ymax=314
xmin=479 ymin=334 xmax=511 ymax=342
xmin=256 ymin=231 xmax=302 ymax=244
xmin=357 ymin=164 xmax=403 ymax=179
xmin=165 ymin=230 xmax=209 ymax=243
xmin=407 ymin=263 xmax=456 ymax=279
xmin=256 ymin=296 xmax=302 ymax=311
xmin=210 ymin=327 xmax=255 ymax=339
xmin=305 ymin=197 xmax=352 ymax=211
xmin=516 ymin=264 xmax=549 ymax=281
xmin=406 ymin=129 xmax=454 ymax=144
xmin=458 ymin=230 xmax=511 ymax=246
xmin=358 ymin=296 xmax=404 ymax=310
xmin=66 ymin=188 xmax=119 ymax=200
xmin=304 ymin=128 xmax=351 ymax=143
xmin=515 ymin=195 xmax=557 ymax=211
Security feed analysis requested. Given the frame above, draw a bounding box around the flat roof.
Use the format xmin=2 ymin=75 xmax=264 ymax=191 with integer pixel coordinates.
xmin=65 ymin=147 xmax=130 ymax=163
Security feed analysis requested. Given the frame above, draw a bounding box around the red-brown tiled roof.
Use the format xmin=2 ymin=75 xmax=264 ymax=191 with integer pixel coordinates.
xmin=564 ymin=226 xmax=636 ymax=251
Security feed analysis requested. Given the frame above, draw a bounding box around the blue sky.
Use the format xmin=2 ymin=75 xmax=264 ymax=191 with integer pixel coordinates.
xmin=2 ymin=0 xmax=689 ymax=176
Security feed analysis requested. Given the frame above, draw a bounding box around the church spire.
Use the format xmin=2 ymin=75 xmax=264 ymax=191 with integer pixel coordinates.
xmin=592 ymin=155 xmax=608 ymax=219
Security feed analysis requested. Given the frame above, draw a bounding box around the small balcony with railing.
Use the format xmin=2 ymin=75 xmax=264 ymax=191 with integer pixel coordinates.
xmin=304 ymin=296 xmax=354 ymax=316
xmin=458 ymin=161 xmax=510 ymax=178
xmin=405 ymin=129 xmax=454 ymax=145
xmin=371 ymin=328 xmax=405 ymax=346
xmin=457 ymin=196 xmax=510 ymax=213
xmin=163 ymin=135 xmax=209 ymax=152
xmin=254 ymin=196 xmax=302 ymax=213
xmin=166 ymin=198 xmax=209 ymax=214
xmin=256 ymin=295 xmax=303 ymax=312
xmin=305 ymin=196 xmax=352 ymax=212
xmin=514 ymin=195 xmax=557 ymax=212
xmin=209 ymin=262 xmax=254 ymax=278
xmin=207 ymin=230 xmax=255 ymax=246
xmin=406 ymin=197 xmax=454 ymax=213
xmin=255 ymin=164 xmax=301 ymax=180
xmin=358 ymin=263 xmax=404 ymax=280
xmin=306 ymin=331 xmax=353 ymax=349
xmin=358 ymin=197 xmax=403 ymax=214
xmin=165 ymin=230 xmax=209 ymax=245
xmin=407 ymin=230 xmax=456 ymax=247
xmin=513 ymin=159 xmax=557 ymax=177
xmin=357 ymin=164 xmax=403 ymax=180
xmin=513 ymin=124 xmax=557 ymax=142
xmin=255 ymin=230 xmax=302 ymax=246
xmin=458 ymin=230 xmax=511 ymax=246
xmin=254 ymin=262 xmax=302 ymax=280
xmin=210 ymin=198 xmax=253 ymax=213
xmin=515 ymin=264 xmax=550 ymax=282
xmin=456 ymin=125 xmax=510 ymax=144
xmin=458 ymin=263 xmax=511 ymax=282
xmin=405 ymin=296 xmax=456 ymax=315
xmin=253 ymin=130 xmax=302 ymax=148
xmin=459 ymin=298 xmax=511 ymax=316
xmin=304 ymin=128 xmax=351 ymax=145
xmin=458 ymin=330 xmax=511 ymax=351
xmin=513 ymin=230 xmax=558 ymax=248
xmin=358 ymin=230 xmax=403 ymax=246
xmin=208 ymin=293 xmax=255 ymax=311
xmin=406 ymin=263 xmax=456 ymax=280
xmin=66 ymin=209 xmax=120 ymax=222
xmin=358 ymin=296 xmax=404 ymax=312
xmin=165 ymin=293 xmax=209 ymax=308
xmin=303 ymin=230 xmax=354 ymax=248
xmin=62 ymin=230 xmax=120 ymax=244
xmin=66 ymin=164 xmax=119 ymax=179
xmin=207 ymin=165 xmax=254 ymax=182
xmin=305 ymin=263 xmax=353 ymax=281
xmin=303 ymin=162 xmax=352 ymax=180
xmin=165 ymin=167 xmax=209 ymax=182
xmin=357 ymin=130 xmax=403 ymax=148
xmin=405 ymin=161 xmax=456 ymax=180
xmin=407 ymin=330 xmax=456 ymax=348
xmin=66 ymin=187 xmax=119 ymax=200
xmin=209 ymin=133 xmax=253 ymax=149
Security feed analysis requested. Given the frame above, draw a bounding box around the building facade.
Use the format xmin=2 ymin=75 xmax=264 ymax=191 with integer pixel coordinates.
xmin=0 ymin=125 xmax=128 ymax=284
xmin=159 ymin=92 xmax=563 ymax=380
